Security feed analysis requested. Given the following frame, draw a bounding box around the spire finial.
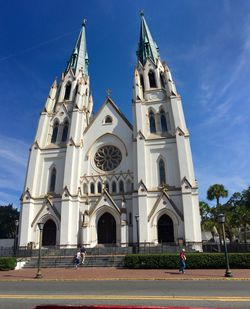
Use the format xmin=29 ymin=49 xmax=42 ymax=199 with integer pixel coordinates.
xmin=82 ymin=19 xmax=87 ymax=26
xmin=140 ymin=10 xmax=144 ymax=17
xmin=52 ymin=76 xmax=57 ymax=88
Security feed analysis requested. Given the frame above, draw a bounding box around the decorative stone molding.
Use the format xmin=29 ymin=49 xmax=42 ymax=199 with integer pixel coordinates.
xmin=20 ymin=188 xmax=32 ymax=202
xmin=176 ymin=126 xmax=189 ymax=137
xmin=138 ymin=180 xmax=148 ymax=193
xmin=138 ymin=130 xmax=146 ymax=140
xmin=62 ymin=186 xmax=71 ymax=198
xmin=68 ymin=137 xmax=83 ymax=148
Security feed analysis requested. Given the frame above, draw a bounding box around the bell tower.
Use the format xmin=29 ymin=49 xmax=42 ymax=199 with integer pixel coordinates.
xmin=132 ymin=13 xmax=202 ymax=249
xmin=19 ymin=20 xmax=94 ymax=248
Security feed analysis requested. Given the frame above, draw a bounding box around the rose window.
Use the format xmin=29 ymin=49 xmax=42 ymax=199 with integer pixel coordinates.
xmin=94 ymin=145 xmax=122 ymax=171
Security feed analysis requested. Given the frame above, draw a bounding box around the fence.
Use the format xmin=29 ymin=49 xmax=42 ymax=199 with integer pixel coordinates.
xmin=203 ymin=242 xmax=250 ymax=253
xmin=1 ymin=242 xmax=249 ymax=258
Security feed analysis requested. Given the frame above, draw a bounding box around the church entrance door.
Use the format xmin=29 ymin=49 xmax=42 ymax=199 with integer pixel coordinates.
xmin=42 ymin=219 xmax=56 ymax=246
xmin=157 ymin=214 xmax=174 ymax=243
xmin=97 ymin=212 xmax=116 ymax=244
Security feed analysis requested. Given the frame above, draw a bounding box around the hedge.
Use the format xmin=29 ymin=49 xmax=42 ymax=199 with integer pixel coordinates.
xmin=124 ymin=253 xmax=250 ymax=269
xmin=0 ymin=257 xmax=17 ymax=271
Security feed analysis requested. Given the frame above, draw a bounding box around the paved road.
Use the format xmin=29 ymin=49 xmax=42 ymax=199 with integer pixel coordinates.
xmin=0 ymin=280 xmax=249 ymax=309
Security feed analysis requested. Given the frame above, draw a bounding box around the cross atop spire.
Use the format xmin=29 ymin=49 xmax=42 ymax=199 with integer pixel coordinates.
xmin=106 ymin=88 xmax=112 ymax=98
xmin=65 ymin=20 xmax=89 ymax=76
xmin=136 ymin=13 xmax=160 ymax=66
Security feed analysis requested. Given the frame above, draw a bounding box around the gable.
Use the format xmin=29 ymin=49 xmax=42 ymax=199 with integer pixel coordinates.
xmin=89 ymin=189 xmax=120 ymax=217
xmin=148 ymin=191 xmax=184 ymax=222
xmin=84 ymin=97 xmax=133 ymax=136
xmin=83 ymin=98 xmax=133 ymax=165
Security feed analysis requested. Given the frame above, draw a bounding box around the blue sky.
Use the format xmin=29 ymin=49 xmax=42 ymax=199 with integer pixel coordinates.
xmin=0 ymin=0 xmax=249 ymax=209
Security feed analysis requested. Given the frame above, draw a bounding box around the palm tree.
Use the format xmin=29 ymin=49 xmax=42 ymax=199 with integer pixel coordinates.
xmin=207 ymin=184 xmax=228 ymax=247
xmin=207 ymin=184 xmax=228 ymax=207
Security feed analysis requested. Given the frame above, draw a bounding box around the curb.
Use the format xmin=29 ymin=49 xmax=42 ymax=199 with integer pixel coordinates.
xmin=0 ymin=277 xmax=249 ymax=282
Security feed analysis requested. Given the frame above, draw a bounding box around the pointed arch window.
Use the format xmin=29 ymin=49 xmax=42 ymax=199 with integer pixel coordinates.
xmin=160 ymin=110 xmax=168 ymax=132
xmin=160 ymin=72 xmax=165 ymax=88
xmin=64 ymin=82 xmax=71 ymax=100
xmin=51 ymin=121 xmax=59 ymax=143
xmin=112 ymin=181 xmax=117 ymax=193
xmin=49 ymin=168 xmax=56 ymax=193
xmin=148 ymin=70 xmax=156 ymax=88
xmin=90 ymin=182 xmax=95 ymax=194
xmin=145 ymin=43 xmax=150 ymax=57
xmin=159 ymin=159 xmax=166 ymax=185
xmin=72 ymin=54 xmax=77 ymax=67
xmin=119 ymin=180 xmax=124 ymax=193
xmin=97 ymin=182 xmax=102 ymax=194
xmin=61 ymin=120 xmax=69 ymax=142
xmin=149 ymin=111 xmax=156 ymax=133
xmin=129 ymin=212 xmax=132 ymax=225
xmin=140 ymin=75 xmax=144 ymax=92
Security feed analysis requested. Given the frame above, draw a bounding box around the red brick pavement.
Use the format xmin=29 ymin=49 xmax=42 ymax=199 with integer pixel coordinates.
xmin=0 ymin=267 xmax=249 ymax=281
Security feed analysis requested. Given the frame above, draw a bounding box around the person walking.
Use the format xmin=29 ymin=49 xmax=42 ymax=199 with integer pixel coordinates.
xmin=179 ymin=248 xmax=186 ymax=274
xmin=80 ymin=245 xmax=86 ymax=264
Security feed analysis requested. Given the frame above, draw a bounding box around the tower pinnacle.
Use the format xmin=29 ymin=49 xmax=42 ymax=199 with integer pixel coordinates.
xmin=137 ymin=13 xmax=160 ymax=65
xmin=65 ymin=20 xmax=89 ymax=76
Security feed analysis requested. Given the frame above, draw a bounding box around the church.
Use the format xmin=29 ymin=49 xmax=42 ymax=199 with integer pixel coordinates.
xmin=19 ymin=13 xmax=202 ymax=251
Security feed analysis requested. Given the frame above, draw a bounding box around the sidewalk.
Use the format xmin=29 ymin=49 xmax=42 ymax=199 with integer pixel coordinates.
xmin=0 ymin=267 xmax=249 ymax=281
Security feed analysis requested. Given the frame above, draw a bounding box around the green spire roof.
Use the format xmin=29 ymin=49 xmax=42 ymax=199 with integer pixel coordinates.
xmin=65 ymin=19 xmax=89 ymax=76
xmin=137 ymin=12 xmax=160 ymax=65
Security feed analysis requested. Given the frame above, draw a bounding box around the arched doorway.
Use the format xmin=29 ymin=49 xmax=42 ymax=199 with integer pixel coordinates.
xmin=97 ymin=212 xmax=116 ymax=244
xmin=42 ymin=219 xmax=56 ymax=246
xmin=157 ymin=214 xmax=174 ymax=243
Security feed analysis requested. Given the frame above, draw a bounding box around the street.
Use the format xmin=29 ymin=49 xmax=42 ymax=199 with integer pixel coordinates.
xmin=0 ymin=280 xmax=249 ymax=309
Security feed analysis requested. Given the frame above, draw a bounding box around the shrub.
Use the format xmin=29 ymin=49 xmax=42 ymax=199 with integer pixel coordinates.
xmin=0 ymin=257 xmax=17 ymax=270
xmin=124 ymin=253 xmax=250 ymax=269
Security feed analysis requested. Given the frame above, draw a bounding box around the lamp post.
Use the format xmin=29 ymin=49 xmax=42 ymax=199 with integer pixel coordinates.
xmin=35 ymin=222 xmax=44 ymax=279
xmin=135 ymin=215 xmax=139 ymax=253
xmin=218 ymin=214 xmax=232 ymax=277
xmin=14 ymin=220 xmax=19 ymax=257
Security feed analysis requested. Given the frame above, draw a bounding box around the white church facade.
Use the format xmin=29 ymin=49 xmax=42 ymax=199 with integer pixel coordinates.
xmin=19 ymin=14 xmax=202 ymax=251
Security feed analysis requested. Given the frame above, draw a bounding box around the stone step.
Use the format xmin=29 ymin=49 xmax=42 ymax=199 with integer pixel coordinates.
xmin=22 ymin=255 xmax=125 ymax=268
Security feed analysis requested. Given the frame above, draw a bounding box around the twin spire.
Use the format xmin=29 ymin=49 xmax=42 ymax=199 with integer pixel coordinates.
xmin=65 ymin=13 xmax=160 ymax=76
xmin=137 ymin=12 xmax=160 ymax=65
xmin=65 ymin=19 xmax=89 ymax=76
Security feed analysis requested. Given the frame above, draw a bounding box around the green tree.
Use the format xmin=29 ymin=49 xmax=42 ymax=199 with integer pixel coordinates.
xmin=220 ymin=190 xmax=250 ymax=243
xmin=242 ymin=186 xmax=250 ymax=209
xmin=199 ymin=201 xmax=216 ymax=241
xmin=220 ymin=201 xmax=236 ymax=243
xmin=199 ymin=201 xmax=211 ymax=227
xmin=207 ymin=184 xmax=228 ymax=246
xmin=0 ymin=204 xmax=19 ymax=238
xmin=231 ymin=189 xmax=250 ymax=243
